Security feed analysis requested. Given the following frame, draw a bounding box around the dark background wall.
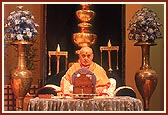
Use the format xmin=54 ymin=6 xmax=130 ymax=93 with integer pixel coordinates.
xmin=46 ymin=4 xmax=125 ymax=82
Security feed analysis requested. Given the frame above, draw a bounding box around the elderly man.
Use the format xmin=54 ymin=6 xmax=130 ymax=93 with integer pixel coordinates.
xmin=60 ymin=46 xmax=116 ymax=95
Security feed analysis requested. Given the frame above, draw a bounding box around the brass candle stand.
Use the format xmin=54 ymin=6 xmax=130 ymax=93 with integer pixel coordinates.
xmin=48 ymin=44 xmax=68 ymax=75
xmin=100 ymin=40 xmax=119 ymax=72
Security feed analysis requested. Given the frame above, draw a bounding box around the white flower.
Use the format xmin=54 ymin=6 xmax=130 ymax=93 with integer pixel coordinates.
xmin=15 ymin=19 xmax=20 ymax=25
xmin=16 ymin=34 xmax=24 ymax=40
xmin=27 ymin=31 xmax=32 ymax=38
xmin=21 ymin=17 xmax=26 ymax=20
xmin=34 ymin=28 xmax=38 ymax=33
xmin=7 ymin=15 xmax=13 ymax=20
xmin=25 ymin=28 xmax=30 ymax=32
xmin=10 ymin=33 xmax=15 ymax=38
xmin=148 ymin=28 xmax=154 ymax=34
xmin=26 ymin=19 xmax=31 ymax=24
xmin=35 ymin=23 xmax=39 ymax=27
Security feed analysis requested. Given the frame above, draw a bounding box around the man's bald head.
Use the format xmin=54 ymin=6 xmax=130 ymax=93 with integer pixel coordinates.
xmin=79 ymin=46 xmax=94 ymax=67
xmin=79 ymin=46 xmax=93 ymax=54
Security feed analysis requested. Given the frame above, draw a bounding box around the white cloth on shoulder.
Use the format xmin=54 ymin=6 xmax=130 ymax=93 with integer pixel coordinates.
xmin=101 ymin=78 xmax=116 ymax=97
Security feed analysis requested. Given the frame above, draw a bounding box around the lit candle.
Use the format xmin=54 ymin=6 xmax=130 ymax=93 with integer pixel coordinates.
xmin=56 ymin=44 xmax=60 ymax=74
xmin=56 ymin=44 xmax=60 ymax=52
xmin=108 ymin=40 xmax=112 ymax=47
xmin=107 ymin=39 xmax=112 ymax=72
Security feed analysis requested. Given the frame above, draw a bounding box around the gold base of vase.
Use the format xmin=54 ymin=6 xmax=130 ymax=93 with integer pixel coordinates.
xmin=11 ymin=67 xmax=33 ymax=110
xmin=135 ymin=68 xmax=158 ymax=110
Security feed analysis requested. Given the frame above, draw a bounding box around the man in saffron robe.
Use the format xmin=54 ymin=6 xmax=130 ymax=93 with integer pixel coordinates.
xmin=60 ymin=46 xmax=115 ymax=95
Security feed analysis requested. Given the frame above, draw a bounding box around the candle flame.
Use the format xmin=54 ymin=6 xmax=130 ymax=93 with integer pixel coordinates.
xmin=56 ymin=44 xmax=60 ymax=52
xmin=108 ymin=40 xmax=112 ymax=47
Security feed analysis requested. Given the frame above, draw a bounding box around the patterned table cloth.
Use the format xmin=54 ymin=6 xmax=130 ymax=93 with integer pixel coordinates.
xmin=27 ymin=96 xmax=143 ymax=111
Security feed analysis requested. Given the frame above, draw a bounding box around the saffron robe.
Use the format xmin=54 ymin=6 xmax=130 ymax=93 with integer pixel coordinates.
xmin=60 ymin=62 xmax=111 ymax=94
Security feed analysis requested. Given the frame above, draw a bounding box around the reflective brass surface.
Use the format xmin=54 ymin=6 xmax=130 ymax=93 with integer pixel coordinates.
xmin=135 ymin=68 xmax=158 ymax=110
xmin=76 ymin=10 xmax=95 ymax=22
xmin=134 ymin=41 xmax=158 ymax=111
xmin=73 ymin=4 xmax=97 ymax=48
xmin=73 ymin=33 xmax=96 ymax=47
xmin=10 ymin=41 xmax=33 ymax=110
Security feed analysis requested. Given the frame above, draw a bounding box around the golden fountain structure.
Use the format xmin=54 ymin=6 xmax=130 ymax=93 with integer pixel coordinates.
xmin=73 ymin=4 xmax=97 ymax=49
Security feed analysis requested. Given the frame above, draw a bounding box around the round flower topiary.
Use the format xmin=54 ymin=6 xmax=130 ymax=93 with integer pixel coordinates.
xmin=4 ymin=6 xmax=39 ymax=42
xmin=128 ymin=7 xmax=162 ymax=43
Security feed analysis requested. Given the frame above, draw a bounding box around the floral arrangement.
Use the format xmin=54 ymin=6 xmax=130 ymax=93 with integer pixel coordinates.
xmin=4 ymin=6 xmax=39 ymax=70
xmin=128 ymin=7 xmax=162 ymax=42
xmin=4 ymin=6 xmax=39 ymax=42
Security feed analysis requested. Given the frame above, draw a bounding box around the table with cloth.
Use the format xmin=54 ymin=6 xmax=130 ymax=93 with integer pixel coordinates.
xmin=27 ymin=96 xmax=143 ymax=111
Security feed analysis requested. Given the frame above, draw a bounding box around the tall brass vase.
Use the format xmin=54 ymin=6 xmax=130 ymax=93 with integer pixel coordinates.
xmin=134 ymin=41 xmax=158 ymax=111
xmin=10 ymin=41 xmax=33 ymax=111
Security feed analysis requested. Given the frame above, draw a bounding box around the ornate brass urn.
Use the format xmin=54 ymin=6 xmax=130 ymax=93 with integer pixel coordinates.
xmin=134 ymin=41 xmax=158 ymax=111
xmin=10 ymin=41 xmax=33 ymax=110
xmin=73 ymin=4 xmax=97 ymax=48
